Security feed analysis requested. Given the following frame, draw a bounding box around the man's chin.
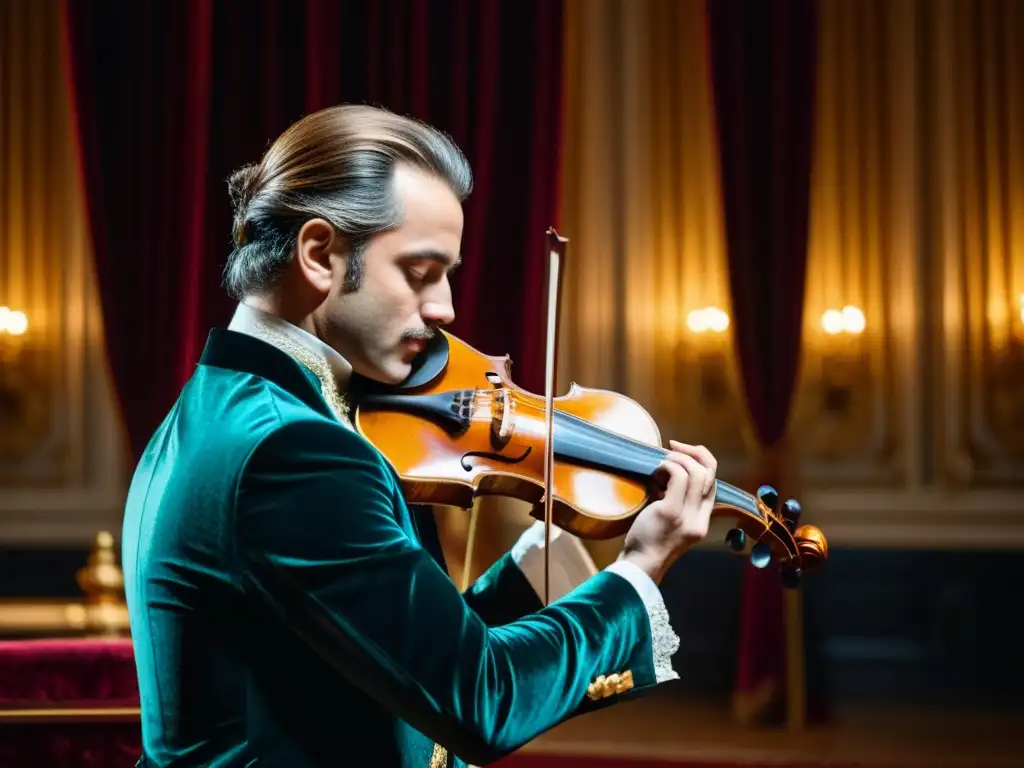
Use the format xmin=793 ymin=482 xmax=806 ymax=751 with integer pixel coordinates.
xmin=380 ymin=365 xmax=411 ymax=385
xmin=353 ymin=359 xmax=411 ymax=387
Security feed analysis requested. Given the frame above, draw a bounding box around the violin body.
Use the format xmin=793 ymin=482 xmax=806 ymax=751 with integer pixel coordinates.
xmin=350 ymin=329 xmax=828 ymax=583
xmin=354 ymin=330 xmax=659 ymax=540
xmin=351 ymin=227 xmax=826 ymax=587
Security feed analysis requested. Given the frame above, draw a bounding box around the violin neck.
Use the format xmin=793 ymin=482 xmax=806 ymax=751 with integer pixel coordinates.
xmin=551 ymin=410 xmax=755 ymax=514
xmin=649 ymin=444 xmax=752 ymax=512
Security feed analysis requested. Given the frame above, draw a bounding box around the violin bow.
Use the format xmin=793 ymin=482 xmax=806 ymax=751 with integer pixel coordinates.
xmin=459 ymin=229 xmax=568 ymax=600
xmin=542 ymin=228 xmax=569 ymax=606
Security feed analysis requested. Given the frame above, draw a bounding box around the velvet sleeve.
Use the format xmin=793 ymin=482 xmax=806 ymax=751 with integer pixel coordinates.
xmin=234 ymin=419 xmax=657 ymax=767
xmin=461 ymin=552 xmax=544 ymax=626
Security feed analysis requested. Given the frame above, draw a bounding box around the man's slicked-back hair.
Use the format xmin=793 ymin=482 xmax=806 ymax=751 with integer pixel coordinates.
xmin=223 ymin=104 xmax=473 ymax=299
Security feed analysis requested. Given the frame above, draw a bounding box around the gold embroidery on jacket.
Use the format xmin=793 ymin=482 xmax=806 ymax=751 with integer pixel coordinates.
xmin=429 ymin=743 xmax=448 ymax=768
xmin=247 ymin=325 xmax=351 ymax=425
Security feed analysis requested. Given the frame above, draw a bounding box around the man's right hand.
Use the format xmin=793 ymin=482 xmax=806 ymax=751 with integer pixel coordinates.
xmin=617 ymin=441 xmax=718 ymax=584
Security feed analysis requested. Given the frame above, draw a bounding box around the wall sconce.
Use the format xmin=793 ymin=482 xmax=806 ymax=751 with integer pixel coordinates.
xmin=817 ymin=305 xmax=866 ymax=414
xmin=0 ymin=305 xmax=29 ymax=352
xmin=0 ymin=305 xmax=29 ymax=371
xmin=686 ymin=306 xmax=731 ymax=405
xmin=687 ymin=306 xmax=730 ymax=335
xmin=0 ymin=306 xmax=33 ymax=458
xmin=820 ymin=305 xmax=866 ymax=336
xmin=0 ymin=302 xmax=29 ymax=370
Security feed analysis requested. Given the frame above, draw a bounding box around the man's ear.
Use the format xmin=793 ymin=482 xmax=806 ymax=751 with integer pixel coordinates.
xmin=295 ymin=218 xmax=341 ymax=295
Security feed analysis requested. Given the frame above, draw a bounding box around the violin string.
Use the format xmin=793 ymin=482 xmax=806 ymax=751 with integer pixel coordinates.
xmin=467 ymin=391 xmax=778 ymax=528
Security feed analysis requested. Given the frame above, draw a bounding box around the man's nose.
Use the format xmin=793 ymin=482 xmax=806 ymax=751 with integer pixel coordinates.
xmin=422 ymin=300 xmax=455 ymax=327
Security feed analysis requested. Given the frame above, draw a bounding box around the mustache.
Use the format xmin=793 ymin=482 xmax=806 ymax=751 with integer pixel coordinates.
xmin=401 ymin=327 xmax=437 ymax=342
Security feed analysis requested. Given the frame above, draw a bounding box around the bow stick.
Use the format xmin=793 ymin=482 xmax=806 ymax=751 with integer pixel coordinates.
xmin=541 ymin=228 xmax=568 ymax=605
xmin=458 ymin=228 xmax=568 ymax=604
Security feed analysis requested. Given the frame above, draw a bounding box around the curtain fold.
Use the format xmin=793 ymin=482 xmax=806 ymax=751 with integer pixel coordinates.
xmin=60 ymin=0 xmax=565 ymax=465
xmin=706 ymin=0 xmax=819 ymax=728
xmin=60 ymin=0 xmax=221 ymax=463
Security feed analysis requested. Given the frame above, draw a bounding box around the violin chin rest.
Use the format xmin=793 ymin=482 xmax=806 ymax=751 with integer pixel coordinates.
xmin=349 ymin=332 xmax=451 ymax=395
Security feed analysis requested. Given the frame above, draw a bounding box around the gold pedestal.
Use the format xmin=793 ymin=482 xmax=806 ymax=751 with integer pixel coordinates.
xmin=0 ymin=530 xmax=130 ymax=638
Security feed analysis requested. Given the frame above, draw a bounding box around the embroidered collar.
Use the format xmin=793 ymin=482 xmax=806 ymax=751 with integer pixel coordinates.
xmin=228 ymin=302 xmax=353 ymax=425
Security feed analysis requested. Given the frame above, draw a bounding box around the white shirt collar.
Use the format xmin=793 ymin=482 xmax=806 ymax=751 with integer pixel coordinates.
xmin=227 ymin=302 xmax=353 ymax=391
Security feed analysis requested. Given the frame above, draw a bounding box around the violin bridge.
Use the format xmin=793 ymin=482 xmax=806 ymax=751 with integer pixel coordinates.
xmin=489 ymin=387 xmax=515 ymax=444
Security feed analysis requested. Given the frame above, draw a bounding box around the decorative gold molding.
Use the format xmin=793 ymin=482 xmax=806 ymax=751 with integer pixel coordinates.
xmin=0 ymin=599 xmax=128 ymax=637
xmin=988 ymin=339 xmax=1024 ymax=459
xmin=796 ymin=489 xmax=1024 ymax=550
xmin=0 ymin=345 xmax=54 ymax=464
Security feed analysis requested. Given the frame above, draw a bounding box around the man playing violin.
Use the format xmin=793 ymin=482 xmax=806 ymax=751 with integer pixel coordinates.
xmin=122 ymin=104 xmax=720 ymax=768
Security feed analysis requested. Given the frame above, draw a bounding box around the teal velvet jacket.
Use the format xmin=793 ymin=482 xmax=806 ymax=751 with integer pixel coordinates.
xmin=122 ymin=329 xmax=660 ymax=767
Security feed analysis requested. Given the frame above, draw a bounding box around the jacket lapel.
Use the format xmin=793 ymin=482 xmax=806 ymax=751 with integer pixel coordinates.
xmin=198 ymin=328 xmax=336 ymax=421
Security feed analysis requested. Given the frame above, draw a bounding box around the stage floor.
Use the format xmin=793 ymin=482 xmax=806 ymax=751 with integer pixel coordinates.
xmin=502 ymin=688 xmax=1022 ymax=767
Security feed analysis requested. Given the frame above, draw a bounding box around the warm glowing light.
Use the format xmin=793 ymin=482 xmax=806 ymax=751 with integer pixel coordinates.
xmin=821 ymin=306 xmax=864 ymax=335
xmin=841 ymin=305 xmax=865 ymax=334
xmin=1019 ymin=293 xmax=1024 ymax=325
xmin=687 ymin=307 xmax=730 ymax=333
xmin=821 ymin=309 xmax=844 ymax=334
xmin=0 ymin=306 xmax=27 ymax=336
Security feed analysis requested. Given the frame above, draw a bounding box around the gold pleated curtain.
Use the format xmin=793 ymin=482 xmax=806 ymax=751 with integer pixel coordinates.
xmin=0 ymin=0 xmax=115 ymax=479
xmin=928 ymin=0 xmax=1024 ymax=475
xmin=558 ymin=0 xmax=732 ymax=406
xmin=558 ymin=0 xmax=739 ymax=567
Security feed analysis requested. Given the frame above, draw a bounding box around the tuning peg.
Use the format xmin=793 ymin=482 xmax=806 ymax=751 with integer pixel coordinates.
xmin=783 ymin=498 xmax=802 ymax=520
xmin=781 ymin=498 xmax=801 ymax=532
xmin=757 ymin=485 xmax=779 ymax=512
xmin=725 ymin=528 xmax=747 ymax=552
xmin=749 ymin=543 xmax=772 ymax=569
xmin=781 ymin=566 xmax=803 ymax=589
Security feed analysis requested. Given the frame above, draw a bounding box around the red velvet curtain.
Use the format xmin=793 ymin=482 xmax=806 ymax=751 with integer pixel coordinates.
xmin=706 ymin=0 xmax=819 ymax=724
xmin=61 ymin=0 xmax=564 ymax=462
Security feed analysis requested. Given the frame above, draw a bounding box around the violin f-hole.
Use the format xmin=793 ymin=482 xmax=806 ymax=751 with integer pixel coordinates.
xmin=459 ymin=446 xmax=532 ymax=472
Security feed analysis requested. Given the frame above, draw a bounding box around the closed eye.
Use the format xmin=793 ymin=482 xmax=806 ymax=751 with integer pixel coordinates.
xmin=399 ymin=250 xmax=461 ymax=283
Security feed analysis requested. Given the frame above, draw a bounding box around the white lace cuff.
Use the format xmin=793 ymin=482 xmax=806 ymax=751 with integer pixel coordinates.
xmin=511 ymin=523 xmax=680 ymax=684
xmin=604 ymin=560 xmax=680 ymax=683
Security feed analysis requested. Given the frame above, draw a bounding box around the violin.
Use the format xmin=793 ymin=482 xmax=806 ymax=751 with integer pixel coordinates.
xmin=349 ymin=229 xmax=827 ymax=601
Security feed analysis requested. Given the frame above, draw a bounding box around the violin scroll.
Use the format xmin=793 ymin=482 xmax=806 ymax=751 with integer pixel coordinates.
xmin=719 ymin=484 xmax=828 ymax=589
xmin=794 ymin=525 xmax=828 ymax=571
